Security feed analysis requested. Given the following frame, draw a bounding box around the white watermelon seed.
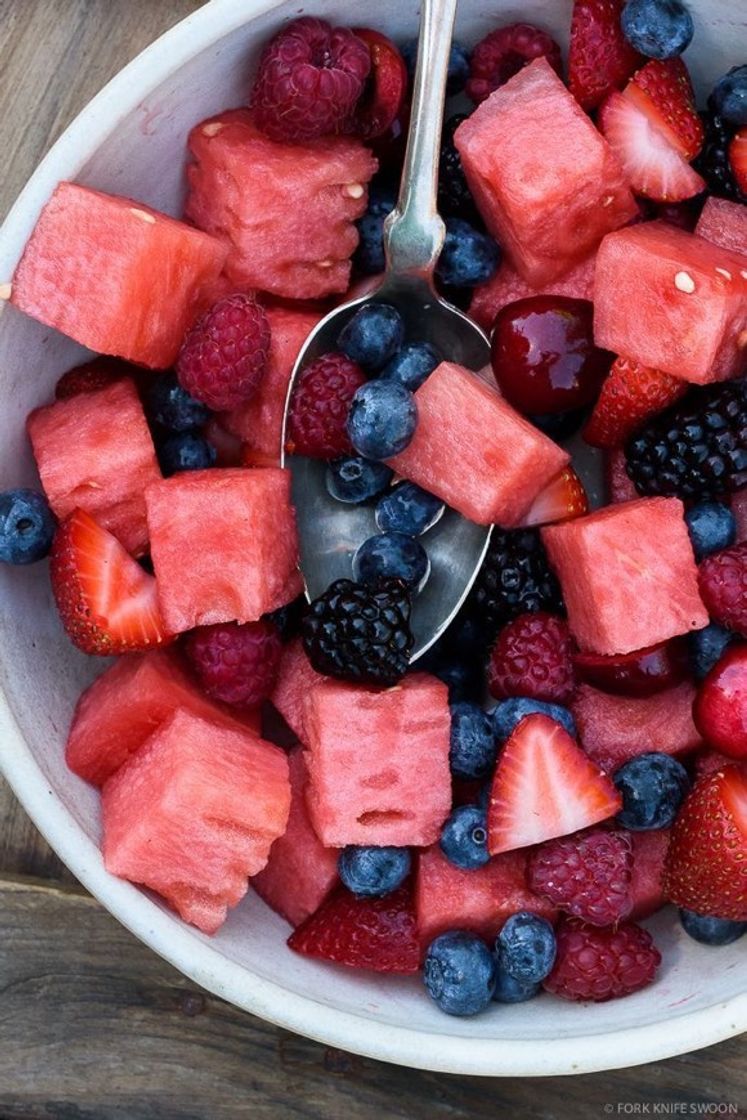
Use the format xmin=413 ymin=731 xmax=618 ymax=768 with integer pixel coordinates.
xmin=202 ymin=122 xmax=224 ymax=137
xmin=674 ymin=271 xmax=696 ymax=293
xmin=715 ymin=268 xmax=732 ymax=281
xmin=130 ymin=208 xmax=156 ymax=224
xmin=0 ymin=283 xmax=11 ymax=300
xmin=317 ymin=259 xmax=334 ymax=268
xmin=343 ymin=183 xmax=365 ymax=199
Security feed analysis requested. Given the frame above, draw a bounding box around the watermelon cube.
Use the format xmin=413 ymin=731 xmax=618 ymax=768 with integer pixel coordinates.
xmin=65 ymin=648 xmax=261 ymax=787
xmin=27 ymin=379 xmax=160 ymax=555
xmin=594 ymin=222 xmax=747 ymax=383
xmin=11 ymin=183 xmax=227 ymax=368
xmin=628 ymin=829 xmax=671 ymax=921
xmin=542 ymin=497 xmax=708 ymax=655
xmin=304 ymin=673 xmax=451 ymax=847
xmin=253 ymin=749 xmax=339 ymax=927
xmin=185 ymin=110 xmax=378 ymax=300
xmin=469 ymin=252 xmax=597 ymax=332
xmin=416 ymin=845 xmax=557 ymax=947
xmin=572 ymin=682 xmax=701 ymax=774
xmin=695 ymin=197 xmax=747 ymax=256
xmin=387 ymin=362 xmax=569 ymax=526
xmin=102 ymin=708 xmax=291 ymax=934
xmin=146 ymin=467 xmax=302 ymax=634
xmin=454 ymin=59 xmax=637 ymax=285
xmin=270 ymin=638 xmax=327 ymax=745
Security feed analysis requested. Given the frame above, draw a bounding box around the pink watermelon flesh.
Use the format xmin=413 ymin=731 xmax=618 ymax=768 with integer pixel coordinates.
xmin=102 ymin=708 xmax=291 ymax=934
xmin=594 ymin=221 xmax=747 ymax=384
xmin=27 ymin=378 xmax=160 ymax=556
xmin=469 ymin=253 xmax=596 ymax=332
xmin=146 ymin=467 xmax=302 ymax=634
xmin=628 ymin=829 xmax=671 ymax=921
xmin=270 ymin=638 xmax=327 ymax=745
xmin=571 ymin=682 xmax=701 ymax=774
xmin=604 ymin=448 xmax=639 ymax=505
xmin=455 ymin=59 xmax=637 ymax=285
xmin=185 ymin=109 xmax=377 ymax=300
xmin=304 ymin=673 xmax=451 ymax=847
xmin=416 ymin=845 xmax=557 ymax=948
xmin=542 ymin=497 xmax=708 ymax=655
xmin=11 ymin=182 xmax=227 ymax=368
xmin=66 ymin=647 xmax=261 ymax=787
xmin=695 ymin=196 xmax=747 ymax=256
xmin=732 ymin=489 xmax=747 ymax=543
xmin=388 ymin=362 xmax=569 ymax=527
xmin=253 ymin=749 xmax=339 ymax=927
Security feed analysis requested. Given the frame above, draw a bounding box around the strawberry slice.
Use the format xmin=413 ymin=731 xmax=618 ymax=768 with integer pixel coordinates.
xmin=287 ymin=883 xmax=420 ymax=973
xmin=599 ymin=91 xmax=706 ymax=202
xmin=49 ymin=508 xmax=170 ymax=656
xmin=54 ymin=357 xmax=133 ymax=400
xmin=583 ymin=355 xmax=688 ymax=449
xmin=664 ymin=765 xmax=747 ymax=921
xmin=623 ymin=59 xmax=704 ymax=161
xmin=729 ymin=128 xmax=747 ymax=197
xmin=487 ymin=714 xmax=622 ymax=855
xmin=519 ymin=467 xmax=589 ymax=528
xmin=568 ymin=0 xmax=643 ymax=111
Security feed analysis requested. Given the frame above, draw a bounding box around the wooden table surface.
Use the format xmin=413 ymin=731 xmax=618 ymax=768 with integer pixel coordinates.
xmin=0 ymin=3 xmax=745 ymax=1117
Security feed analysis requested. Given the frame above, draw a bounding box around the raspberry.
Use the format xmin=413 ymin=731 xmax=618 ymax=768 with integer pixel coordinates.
xmin=177 ymin=294 xmax=270 ymax=412
xmin=249 ymin=17 xmax=371 ymax=143
xmin=184 ymin=619 xmax=282 ymax=708
xmin=698 ymin=541 xmax=747 ymax=637
xmin=528 ymin=829 xmax=634 ymax=927
xmin=543 ymin=918 xmax=661 ymax=1002
xmin=286 ymin=351 xmax=367 ymax=459
xmin=466 ymin=24 xmax=563 ymax=105
xmin=487 ymin=612 xmax=575 ymax=703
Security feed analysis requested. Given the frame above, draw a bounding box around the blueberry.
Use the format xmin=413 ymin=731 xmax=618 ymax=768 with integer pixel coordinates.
xmin=326 ymin=456 xmax=393 ymax=504
xmin=621 ymin=0 xmax=694 ymax=59
xmin=145 ymin=372 xmax=209 ymax=432
xmin=711 ymin=66 xmax=747 ymax=128
xmin=419 ymin=613 xmax=486 ymax=702
xmin=613 ymin=752 xmax=690 ymax=830
xmin=529 ymin=408 xmax=587 ymax=440
xmin=347 ymin=380 xmax=417 ymax=459
xmin=449 ymin=702 xmax=497 ymax=780
xmin=679 ymin=909 xmax=747 ymax=946
xmin=436 ymin=219 xmax=502 ymax=288
xmin=423 ymin=931 xmax=497 ymax=1016
xmin=338 ymin=304 xmax=404 ymax=372
xmin=353 ymin=531 xmax=430 ymax=590
xmin=496 ymin=912 xmax=557 ymax=983
xmin=402 ymin=39 xmax=470 ymax=96
xmin=492 ymin=964 xmax=541 ymax=1004
xmin=380 ymin=342 xmax=441 ymax=392
xmin=375 ymin=481 xmax=445 ymax=536
xmin=158 ymin=432 xmax=217 ymax=476
xmin=267 ymin=595 xmax=306 ymax=643
xmin=439 ymin=805 xmax=490 ymax=870
xmin=490 ymin=697 xmax=577 ymax=743
xmin=354 ymin=181 xmax=397 ymax=276
xmin=0 ymin=489 xmax=56 ymax=565
xmin=338 ymin=845 xmax=411 ymax=898
xmin=688 ymin=622 xmax=735 ymax=681
xmin=685 ymin=501 xmax=736 ymax=560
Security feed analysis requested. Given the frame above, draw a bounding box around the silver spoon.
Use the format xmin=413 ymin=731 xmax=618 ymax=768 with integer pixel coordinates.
xmin=280 ymin=0 xmax=492 ymax=659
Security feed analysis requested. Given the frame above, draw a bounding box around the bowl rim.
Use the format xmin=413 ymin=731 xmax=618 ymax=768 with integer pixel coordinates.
xmin=1 ymin=0 xmax=746 ymax=1077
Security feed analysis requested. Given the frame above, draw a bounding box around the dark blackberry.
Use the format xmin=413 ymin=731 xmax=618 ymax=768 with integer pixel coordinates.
xmin=625 ymin=379 xmax=747 ymax=500
xmin=438 ymin=116 xmax=483 ymax=227
xmin=266 ymin=594 xmax=307 ymax=643
xmin=693 ymin=108 xmax=746 ymax=203
xmin=302 ymin=578 xmax=413 ymax=686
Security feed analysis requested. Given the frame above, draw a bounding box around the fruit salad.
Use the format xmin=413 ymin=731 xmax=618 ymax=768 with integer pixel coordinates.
xmin=2 ymin=0 xmax=747 ymax=1019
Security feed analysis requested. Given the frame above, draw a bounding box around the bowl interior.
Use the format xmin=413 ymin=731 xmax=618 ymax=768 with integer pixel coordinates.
xmin=0 ymin=0 xmax=746 ymax=1076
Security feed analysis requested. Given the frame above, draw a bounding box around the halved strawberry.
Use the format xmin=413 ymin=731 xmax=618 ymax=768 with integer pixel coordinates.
xmin=568 ymin=0 xmax=643 ymax=111
xmin=623 ymin=59 xmax=704 ymax=161
xmin=729 ymin=128 xmax=747 ymax=196
xmin=487 ymin=714 xmax=622 ymax=855
xmin=49 ymin=508 xmax=170 ymax=656
xmin=519 ymin=467 xmax=589 ymax=528
xmin=287 ymin=883 xmax=420 ymax=973
xmin=664 ymin=766 xmax=747 ymax=921
xmin=599 ymin=91 xmax=706 ymax=202
xmin=583 ymin=355 xmax=688 ymax=449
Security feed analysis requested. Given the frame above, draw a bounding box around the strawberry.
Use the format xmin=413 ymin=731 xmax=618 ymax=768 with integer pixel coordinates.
xmin=54 ymin=357 xmax=132 ymax=401
xmin=287 ymin=883 xmax=420 ymax=972
xmin=568 ymin=0 xmax=643 ymax=111
xmin=583 ymin=355 xmax=688 ymax=449
xmin=664 ymin=766 xmax=747 ymax=921
xmin=623 ymin=59 xmax=704 ymax=161
xmin=487 ymin=714 xmax=622 ymax=855
xmin=519 ymin=467 xmax=589 ymax=528
xmin=49 ymin=508 xmax=170 ymax=656
xmin=599 ymin=91 xmax=706 ymax=202
xmin=728 ymin=127 xmax=747 ymax=196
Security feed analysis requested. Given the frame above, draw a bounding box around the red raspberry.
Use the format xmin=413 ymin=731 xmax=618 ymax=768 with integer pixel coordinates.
xmin=286 ymin=351 xmax=366 ymax=459
xmin=177 ymin=294 xmax=270 ymax=411
xmin=55 ymin=357 xmax=133 ymax=400
xmin=698 ymin=542 xmax=747 ymax=637
xmin=543 ymin=918 xmax=661 ymax=1002
xmin=185 ymin=619 xmax=282 ymax=708
xmin=466 ymin=24 xmax=563 ymax=105
xmin=528 ymin=828 xmax=634 ymax=927
xmin=250 ymin=17 xmax=371 ymax=143
xmin=487 ymin=612 xmax=575 ymax=703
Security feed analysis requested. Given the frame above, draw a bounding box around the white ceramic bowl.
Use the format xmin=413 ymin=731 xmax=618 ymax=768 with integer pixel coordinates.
xmin=1 ymin=0 xmax=746 ymax=1078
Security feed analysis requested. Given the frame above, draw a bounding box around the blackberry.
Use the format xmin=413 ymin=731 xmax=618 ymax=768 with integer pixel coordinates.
xmin=302 ymin=577 xmax=413 ymax=686
xmin=693 ymin=109 xmax=746 ymax=203
xmin=438 ymin=116 xmax=482 ymax=227
xmin=625 ymin=378 xmax=747 ymax=500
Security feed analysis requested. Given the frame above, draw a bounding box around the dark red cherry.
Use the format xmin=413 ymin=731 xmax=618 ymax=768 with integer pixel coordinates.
xmin=490 ymin=296 xmax=613 ymax=416
xmin=352 ymin=29 xmax=408 ymax=142
xmin=693 ymin=644 xmax=747 ymax=760
xmin=573 ymin=639 xmax=690 ymax=698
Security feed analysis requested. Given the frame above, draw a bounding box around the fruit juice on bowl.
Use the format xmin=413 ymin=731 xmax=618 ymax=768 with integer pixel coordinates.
xmin=0 ymin=0 xmax=746 ymax=1077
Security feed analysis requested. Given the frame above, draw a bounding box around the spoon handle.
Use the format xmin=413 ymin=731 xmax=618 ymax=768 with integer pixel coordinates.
xmin=383 ymin=0 xmax=457 ymax=280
